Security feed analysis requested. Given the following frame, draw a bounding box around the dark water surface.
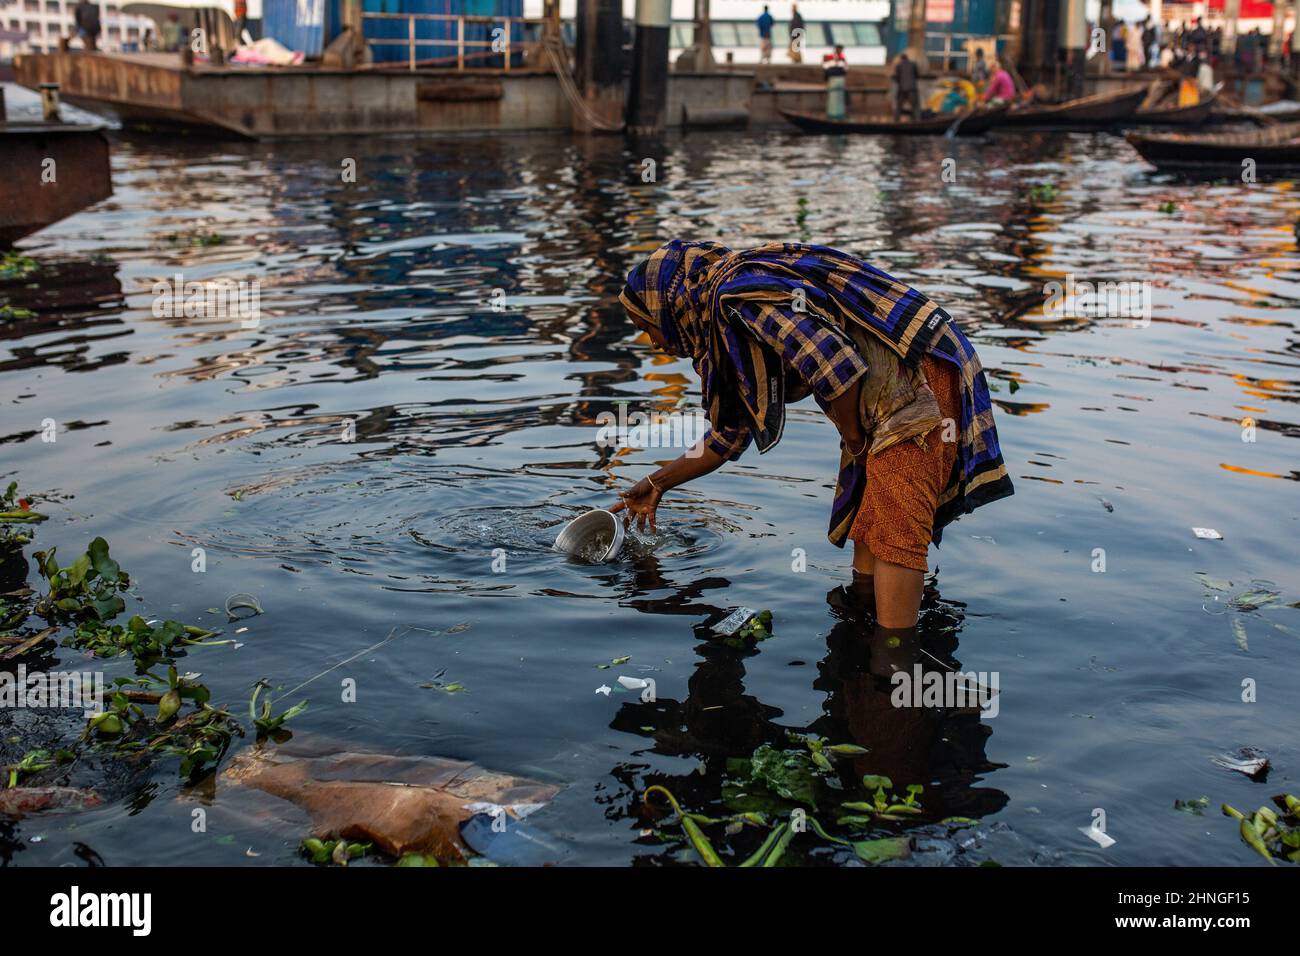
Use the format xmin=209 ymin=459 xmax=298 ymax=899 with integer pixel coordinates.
xmin=2 ymin=124 xmax=1299 ymax=866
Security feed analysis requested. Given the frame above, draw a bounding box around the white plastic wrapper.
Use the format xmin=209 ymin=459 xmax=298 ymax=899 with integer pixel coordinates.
xmin=712 ymin=606 xmax=759 ymax=637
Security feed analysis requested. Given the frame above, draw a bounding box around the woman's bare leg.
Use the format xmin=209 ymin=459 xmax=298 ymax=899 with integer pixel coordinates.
xmin=872 ymin=557 xmax=924 ymax=629
xmin=852 ymin=540 xmax=876 ymax=575
xmin=848 ymin=542 xmax=877 ymax=615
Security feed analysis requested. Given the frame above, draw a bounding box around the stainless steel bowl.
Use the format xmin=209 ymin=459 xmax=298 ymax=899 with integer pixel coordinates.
xmin=553 ymin=509 xmax=625 ymax=563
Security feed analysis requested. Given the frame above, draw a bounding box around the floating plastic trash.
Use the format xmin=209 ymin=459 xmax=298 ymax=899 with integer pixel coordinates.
xmin=1212 ymin=747 xmax=1270 ymax=779
xmin=224 ymin=592 xmax=264 ymax=620
xmin=553 ymin=509 xmax=624 ymax=564
xmin=1192 ymin=527 xmax=1223 ymax=540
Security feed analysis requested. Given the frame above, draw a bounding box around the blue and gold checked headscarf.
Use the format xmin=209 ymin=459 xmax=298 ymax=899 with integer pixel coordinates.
xmin=620 ymin=240 xmax=956 ymax=455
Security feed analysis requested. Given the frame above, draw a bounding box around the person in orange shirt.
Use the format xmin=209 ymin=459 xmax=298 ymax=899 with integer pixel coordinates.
xmin=233 ymin=0 xmax=248 ymax=44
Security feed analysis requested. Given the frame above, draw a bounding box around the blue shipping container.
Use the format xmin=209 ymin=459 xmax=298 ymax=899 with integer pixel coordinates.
xmin=263 ymin=0 xmax=328 ymax=58
xmin=362 ymin=0 xmax=523 ymax=67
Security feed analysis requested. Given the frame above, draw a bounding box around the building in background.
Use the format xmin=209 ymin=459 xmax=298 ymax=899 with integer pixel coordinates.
xmin=0 ymin=0 xmax=155 ymax=53
xmin=887 ymin=0 xmax=1015 ymax=69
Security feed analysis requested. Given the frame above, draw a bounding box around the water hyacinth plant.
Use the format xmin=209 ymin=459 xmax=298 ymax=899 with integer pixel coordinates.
xmin=1222 ymin=795 xmax=1300 ymax=864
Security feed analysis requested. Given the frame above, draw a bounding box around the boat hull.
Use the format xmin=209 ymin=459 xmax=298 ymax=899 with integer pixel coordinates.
xmin=1126 ymin=121 xmax=1300 ymax=175
xmin=1135 ymin=92 xmax=1218 ymax=127
xmin=779 ymin=105 xmax=1008 ymax=136
xmin=991 ymin=86 xmax=1148 ymax=129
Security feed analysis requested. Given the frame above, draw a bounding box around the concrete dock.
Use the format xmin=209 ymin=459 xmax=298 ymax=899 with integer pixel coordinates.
xmin=14 ymin=51 xmax=773 ymax=138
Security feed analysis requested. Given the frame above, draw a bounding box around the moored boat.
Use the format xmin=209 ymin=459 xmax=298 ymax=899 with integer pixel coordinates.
xmin=989 ymin=86 xmax=1148 ymax=130
xmin=1126 ymin=121 xmax=1300 ymax=175
xmin=1135 ymin=90 xmax=1219 ymax=127
xmin=779 ymin=104 xmax=1009 ymax=136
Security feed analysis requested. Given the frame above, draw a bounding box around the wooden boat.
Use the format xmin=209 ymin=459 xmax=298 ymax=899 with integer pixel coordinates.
xmin=1126 ymin=121 xmax=1300 ymax=175
xmin=779 ymin=104 xmax=1009 ymax=136
xmin=1135 ymin=90 xmax=1219 ymax=126
xmin=1213 ymin=100 xmax=1300 ymax=125
xmin=990 ymin=86 xmax=1149 ymax=129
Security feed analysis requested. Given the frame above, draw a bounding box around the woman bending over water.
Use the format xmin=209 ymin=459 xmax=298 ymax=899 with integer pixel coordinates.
xmin=611 ymin=241 xmax=1014 ymax=632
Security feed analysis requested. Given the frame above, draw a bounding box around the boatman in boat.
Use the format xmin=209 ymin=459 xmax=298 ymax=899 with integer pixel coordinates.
xmin=981 ymin=60 xmax=1016 ymax=106
xmin=890 ymin=51 xmax=920 ymax=121
xmin=611 ymin=241 xmax=1014 ymax=636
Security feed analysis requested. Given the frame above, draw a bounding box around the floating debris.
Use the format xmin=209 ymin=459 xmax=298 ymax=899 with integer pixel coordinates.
xmin=1173 ymin=796 xmax=1210 ymax=815
xmin=1211 ymin=747 xmax=1270 ymax=779
xmin=1191 ymin=527 xmax=1223 ymax=540
xmin=710 ymin=608 xmax=774 ymax=649
xmin=220 ymin=737 xmax=560 ymax=862
xmin=0 ymin=786 xmax=102 ymax=817
xmin=224 ymin=593 xmax=263 ymax=621
xmin=1230 ymin=586 xmax=1281 ymax=611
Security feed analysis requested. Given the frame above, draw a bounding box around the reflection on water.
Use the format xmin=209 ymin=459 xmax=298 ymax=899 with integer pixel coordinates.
xmin=1 ymin=124 xmax=1298 ymax=866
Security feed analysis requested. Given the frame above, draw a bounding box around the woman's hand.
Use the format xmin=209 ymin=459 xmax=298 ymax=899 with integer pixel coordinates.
xmin=610 ymin=477 xmax=663 ymax=533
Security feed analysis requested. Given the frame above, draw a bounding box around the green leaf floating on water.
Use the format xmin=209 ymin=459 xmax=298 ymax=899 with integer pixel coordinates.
xmin=1173 ymin=796 xmax=1209 ymax=815
xmin=1231 ymin=588 xmax=1280 ymax=611
xmin=850 ymin=836 xmax=911 ymax=864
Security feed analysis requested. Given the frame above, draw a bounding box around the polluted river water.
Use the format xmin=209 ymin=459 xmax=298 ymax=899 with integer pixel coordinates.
xmin=1 ymin=122 xmax=1299 ymax=867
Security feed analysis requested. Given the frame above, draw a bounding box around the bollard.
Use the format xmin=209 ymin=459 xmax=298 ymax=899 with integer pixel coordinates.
xmin=39 ymin=82 xmax=62 ymax=122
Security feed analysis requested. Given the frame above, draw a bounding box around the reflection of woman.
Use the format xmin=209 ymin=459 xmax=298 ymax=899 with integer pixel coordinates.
xmin=611 ymin=241 xmax=1014 ymax=632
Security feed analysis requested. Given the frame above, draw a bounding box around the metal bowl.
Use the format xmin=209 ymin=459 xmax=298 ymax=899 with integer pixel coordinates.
xmin=553 ymin=509 xmax=625 ymax=564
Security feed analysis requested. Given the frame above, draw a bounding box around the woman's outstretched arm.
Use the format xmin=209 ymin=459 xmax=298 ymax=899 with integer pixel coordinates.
xmin=609 ymin=438 xmax=728 ymax=532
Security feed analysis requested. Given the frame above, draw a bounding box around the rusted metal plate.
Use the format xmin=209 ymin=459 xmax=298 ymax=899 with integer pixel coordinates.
xmin=15 ymin=52 xmax=183 ymax=111
xmin=416 ymin=79 xmax=505 ymax=102
xmin=0 ymin=126 xmax=113 ymax=244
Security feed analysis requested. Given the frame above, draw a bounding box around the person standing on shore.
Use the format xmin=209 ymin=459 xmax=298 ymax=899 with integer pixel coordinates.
xmin=1110 ymin=20 xmax=1127 ymax=71
xmin=1126 ymin=21 xmax=1144 ymax=71
xmin=233 ymin=0 xmax=248 ymax=43
xmin=823 ymin=44 xmax=848 ymax=119
xmin=890 ymin=51 xmax=920 ymax=121
xmin=72 ymin=0 xmax=101 ymax=52
xmin=789 ymin=4 xmax=806 ymax=64
xmin=757 ymin=6 xmax=774 ymax=65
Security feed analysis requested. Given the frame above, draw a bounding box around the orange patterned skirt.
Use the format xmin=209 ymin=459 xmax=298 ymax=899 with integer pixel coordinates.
xmin=847 ymin=354 xmax=961 ymax=572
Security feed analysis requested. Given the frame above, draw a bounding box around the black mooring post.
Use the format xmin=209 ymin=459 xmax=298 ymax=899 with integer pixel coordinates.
xmin=574 ymin=0 xmax=626 ymax=130
xmin=628 ymin=0 xmax=671 ymax=132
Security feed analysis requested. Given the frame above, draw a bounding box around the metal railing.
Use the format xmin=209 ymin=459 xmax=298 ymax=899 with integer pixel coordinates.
xmin=360 ymin=13 xmax=547 ymax=71
xmin=923 ymin=32 xmax=1016 ymax=71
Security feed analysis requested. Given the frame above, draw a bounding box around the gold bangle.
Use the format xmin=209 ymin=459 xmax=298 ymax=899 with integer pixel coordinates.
xmin=646 ymin=474 xmax=664 ymax=494
xmin=846 ymin=436 xmax=869 ymax=458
